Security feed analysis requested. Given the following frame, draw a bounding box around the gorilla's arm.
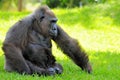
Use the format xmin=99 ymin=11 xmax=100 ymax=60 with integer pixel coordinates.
xmin=53 ymin=26 xmax=92 ymax=73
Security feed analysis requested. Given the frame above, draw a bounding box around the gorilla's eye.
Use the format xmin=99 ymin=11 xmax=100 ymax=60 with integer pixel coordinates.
xmin=50 ymin=18 xmax=58 ymax=23
xmin=51 ymin=20 xmax=57 ymax=23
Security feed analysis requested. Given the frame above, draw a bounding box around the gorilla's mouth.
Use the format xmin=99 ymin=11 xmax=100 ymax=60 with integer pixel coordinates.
xmin=49 ymin=30 xmax=58 ymax=37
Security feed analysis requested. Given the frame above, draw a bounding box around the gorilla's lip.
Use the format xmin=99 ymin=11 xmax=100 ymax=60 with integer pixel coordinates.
xmin=49 ymin=32 xmax=57 ymax=37
xmin=49 ymin=30 xmax=58 ymax=37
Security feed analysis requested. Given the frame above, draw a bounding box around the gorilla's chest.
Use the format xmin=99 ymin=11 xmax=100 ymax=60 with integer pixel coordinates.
xmin=29 ymin=30 xmax=52 ymax=48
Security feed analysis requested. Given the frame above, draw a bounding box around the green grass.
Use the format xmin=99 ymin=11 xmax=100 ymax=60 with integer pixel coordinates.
xmin=0 ymin=2 xmax=120 ymax=80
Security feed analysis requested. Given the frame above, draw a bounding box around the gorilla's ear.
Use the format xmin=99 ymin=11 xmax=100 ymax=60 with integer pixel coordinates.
xmin=34 ymin=6 xmax=50 ymax=21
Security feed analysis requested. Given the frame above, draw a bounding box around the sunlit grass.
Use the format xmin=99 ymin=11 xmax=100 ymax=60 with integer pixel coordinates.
xmin=0 ymin=2 xmax=120 ymax=80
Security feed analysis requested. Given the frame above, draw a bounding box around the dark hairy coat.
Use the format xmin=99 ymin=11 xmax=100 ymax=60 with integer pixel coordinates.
xmin=2 ymin=6 xmax=92 ymax=76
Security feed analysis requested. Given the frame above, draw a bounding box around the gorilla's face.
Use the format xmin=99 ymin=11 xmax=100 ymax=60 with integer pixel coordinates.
xmin=36 ymin=7 xmax=58 ymax=38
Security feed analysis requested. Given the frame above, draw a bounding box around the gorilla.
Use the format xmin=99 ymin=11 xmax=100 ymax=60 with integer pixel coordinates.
xmin=2 ymin=6 xmax=92 ymax=76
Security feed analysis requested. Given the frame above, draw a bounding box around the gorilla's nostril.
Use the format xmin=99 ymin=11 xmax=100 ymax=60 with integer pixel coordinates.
xmin=52 ymin=28 xmax=56 ymax=30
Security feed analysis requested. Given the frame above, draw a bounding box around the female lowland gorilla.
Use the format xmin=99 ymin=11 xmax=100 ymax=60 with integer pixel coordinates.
xmin=2 ymin=6 xmax=92 ymax=76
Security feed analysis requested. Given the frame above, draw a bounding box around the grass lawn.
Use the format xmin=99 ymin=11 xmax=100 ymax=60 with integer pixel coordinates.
xmin=0 ymin=2 xmax=120 ymax=80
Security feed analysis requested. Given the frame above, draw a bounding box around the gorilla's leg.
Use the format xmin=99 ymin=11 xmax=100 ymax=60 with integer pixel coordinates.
xmin=3 ymin=43 xmax=55 ymax=76
xmin=53 ymin=63 xmax=63 ymax=74
xmin=26 ymin=60 xmax=55 ymax=76
xmin=2 ymin=43 xmax=31 ymax=74
xmin=47 ymin=63 xmax=63 ymax=75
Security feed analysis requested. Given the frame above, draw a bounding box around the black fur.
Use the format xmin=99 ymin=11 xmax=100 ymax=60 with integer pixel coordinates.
xmin=2 ymin=6 xmax=92 ymax=76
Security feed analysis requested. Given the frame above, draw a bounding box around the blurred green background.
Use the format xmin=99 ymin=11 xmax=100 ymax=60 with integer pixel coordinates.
xmin=0 ymin=0 xmax=114 ymax=11
xmin=0 ymin=0 xmax=120 ymax=80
